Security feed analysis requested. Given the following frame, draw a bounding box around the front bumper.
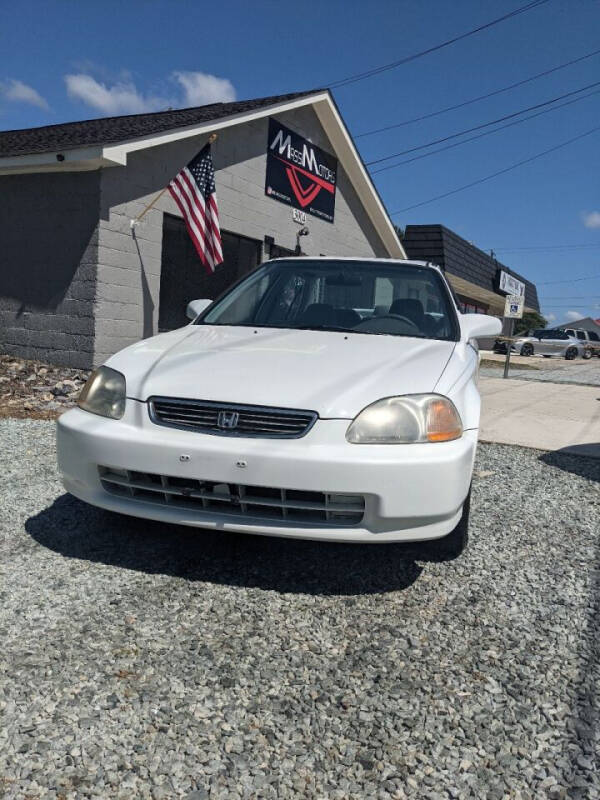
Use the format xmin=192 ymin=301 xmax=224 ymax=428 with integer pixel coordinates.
xmin=56 ymin=401 xmax=478 ymax=543
xmin=493 ymin=341 xmax=518 ymax=354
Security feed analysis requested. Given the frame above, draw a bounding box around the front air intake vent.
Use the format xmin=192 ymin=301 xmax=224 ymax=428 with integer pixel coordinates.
xmin=99 ymin=467 xmax=365 ymax=526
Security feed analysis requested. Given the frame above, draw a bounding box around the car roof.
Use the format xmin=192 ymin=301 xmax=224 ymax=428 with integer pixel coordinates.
xmin=267 ymin=256 xmax=443 ymax=272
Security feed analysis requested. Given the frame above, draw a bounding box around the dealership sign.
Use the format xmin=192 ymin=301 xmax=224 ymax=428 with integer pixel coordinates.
xmin=265 ymin=119 xmax=337 ymax=223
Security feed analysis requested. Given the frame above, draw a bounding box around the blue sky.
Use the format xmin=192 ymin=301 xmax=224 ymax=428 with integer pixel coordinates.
xmin=1 ymin=0 xmax=599 ymax=324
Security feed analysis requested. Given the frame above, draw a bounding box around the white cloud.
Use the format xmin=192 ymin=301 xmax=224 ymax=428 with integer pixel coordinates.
xmin=545 ymin=313 xmax=556 ymax=322
xmin=1 ymin=79 xmax=49 ymax=110
xmin=64 ymin=70 xmax=237 ymax=116
xmin=172 ymin=71 xmax=236 ymax=106
xmin=582 ymin=211 xmax=600 ymax=229
xmin=64 ymin=74 xmax=170 ymax=114
xmin=564 ymin=310 xmax=584 ymax=322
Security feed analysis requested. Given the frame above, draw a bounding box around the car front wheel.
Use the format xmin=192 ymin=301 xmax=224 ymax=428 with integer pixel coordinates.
xmin=424 ymin=489 xmax=470 ymax=560
xmin=565 ymin=347 xmax=578 ymax=360
xmin=520 ymin=343 xmax=534 ymax=356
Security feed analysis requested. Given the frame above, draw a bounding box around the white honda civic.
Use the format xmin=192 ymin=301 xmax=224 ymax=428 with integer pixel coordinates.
xmin=57 ymin=258 xmax=500 ymax=555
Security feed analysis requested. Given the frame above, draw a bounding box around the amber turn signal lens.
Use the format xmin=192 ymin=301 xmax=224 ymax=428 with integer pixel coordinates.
xmin=426 ymin=399 xmax=463 ymax=442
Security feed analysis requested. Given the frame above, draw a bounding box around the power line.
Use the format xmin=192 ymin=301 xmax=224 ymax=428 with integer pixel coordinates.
xmin=390 ymin=124 xmax=600 ymax=215
xmin=329 ymin=0 xmax=551 ymax=89
xmin=491 ymin=244 xmax=600 ymax=252
xmin=370 ymin=86 xmax=600 ymax=174
xmin=366 ymin=79 xmax=600 ymax=166
xmin=355 ymin=46 xmax=600 ymax=138
xmin=538 ymin=305 xmax=599 ymax=308
xmin=537 ymin=273 xmax=600 ymax=285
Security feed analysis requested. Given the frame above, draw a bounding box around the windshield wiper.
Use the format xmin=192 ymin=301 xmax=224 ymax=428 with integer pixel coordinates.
xmin=199 ymin=322 xmax=430 ymax=338
xmin=295 ymin=324 xmax=356 ymax=333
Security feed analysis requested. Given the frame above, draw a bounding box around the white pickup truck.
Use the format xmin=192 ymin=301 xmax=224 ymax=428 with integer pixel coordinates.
xmin=564 ymin=328 xmax=600 ymax=359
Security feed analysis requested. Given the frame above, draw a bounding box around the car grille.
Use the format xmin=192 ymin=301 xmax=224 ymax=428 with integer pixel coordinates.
xmin=99 ymin=468 xmax=365 ymax=526
xmin=149 ymin=397 xmax=318 ymax=438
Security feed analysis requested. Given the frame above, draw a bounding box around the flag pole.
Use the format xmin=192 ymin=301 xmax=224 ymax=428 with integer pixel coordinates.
xmin=130 ymin=132 xmax=218 ymax=229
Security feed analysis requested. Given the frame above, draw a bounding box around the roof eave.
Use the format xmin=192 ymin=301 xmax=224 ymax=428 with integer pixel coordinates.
xmin=0 ymin=92 xmax=329 ymax=175
xmin=0 ymin=145 xmax=126 ymax=174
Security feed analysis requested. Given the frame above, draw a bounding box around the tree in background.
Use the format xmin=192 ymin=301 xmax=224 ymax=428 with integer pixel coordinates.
xmin=514 ymin=311 xmax=548 ymax=335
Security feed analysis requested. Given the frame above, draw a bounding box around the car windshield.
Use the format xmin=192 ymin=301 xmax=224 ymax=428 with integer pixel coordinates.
xmin=197 ymin=259 xmax=459 ymax=341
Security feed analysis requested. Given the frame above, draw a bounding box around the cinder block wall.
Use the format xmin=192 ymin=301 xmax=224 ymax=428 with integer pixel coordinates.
xmin=0 ymin=171 xmax=100 ymax=368
xmin=95 ymin=105 xmax=389 ymax=365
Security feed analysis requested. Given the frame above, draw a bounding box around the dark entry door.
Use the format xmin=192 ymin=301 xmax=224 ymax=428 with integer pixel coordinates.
xmin=159 ymin=214 xmax=262 ymax=330
xmin=269 ymin=244 xmax=294 ymax=260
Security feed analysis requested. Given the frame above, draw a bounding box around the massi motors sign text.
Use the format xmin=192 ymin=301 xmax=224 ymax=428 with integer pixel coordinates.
xmin=265 ymin=119 xmax=337 ymax=223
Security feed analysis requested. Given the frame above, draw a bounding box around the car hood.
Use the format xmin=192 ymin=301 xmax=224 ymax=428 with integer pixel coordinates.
xmin=108 ymin=325 xmax=456 ymax=419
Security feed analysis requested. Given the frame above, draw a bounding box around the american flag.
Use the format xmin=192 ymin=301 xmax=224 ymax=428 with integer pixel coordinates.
xmin=168 ymin=143 xmax=223 ymax=273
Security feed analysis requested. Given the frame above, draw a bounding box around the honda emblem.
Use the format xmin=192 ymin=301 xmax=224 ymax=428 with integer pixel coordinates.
xmin=217 ymin=410 xmax=240 ymax=430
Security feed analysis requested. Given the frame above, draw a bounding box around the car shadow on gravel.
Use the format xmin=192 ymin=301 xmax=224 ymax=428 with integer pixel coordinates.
xmin=26 ymin=494 xmax=428 ymax=596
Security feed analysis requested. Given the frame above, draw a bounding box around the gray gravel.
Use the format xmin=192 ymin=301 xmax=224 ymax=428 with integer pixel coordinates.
xmin=480 ymin=359 xmax=600 ymax=386
xmin=1 ymin=420 xmax=599 ymax=800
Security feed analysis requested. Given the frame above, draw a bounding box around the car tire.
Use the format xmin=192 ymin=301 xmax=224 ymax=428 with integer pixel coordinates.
xmin=520 ymin=343 xmax=534 ymax=356
xmin=565 ymin=347 xmax=578 ymax=360
xmin=424 ymin=489 xmax=470 ymax=560
xmin=582 ymin=349 xmax=592 ymax=360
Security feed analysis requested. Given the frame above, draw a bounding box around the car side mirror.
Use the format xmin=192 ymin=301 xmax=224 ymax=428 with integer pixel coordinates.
xmin=186 ymin=298 xmax=212 ymax=320
xmin=459 ymin=313 xmax=502 ymax=340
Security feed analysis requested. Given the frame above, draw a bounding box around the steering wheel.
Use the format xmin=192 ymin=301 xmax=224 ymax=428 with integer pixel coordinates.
xmin=354 ymin=313 xmax=420 ymax=332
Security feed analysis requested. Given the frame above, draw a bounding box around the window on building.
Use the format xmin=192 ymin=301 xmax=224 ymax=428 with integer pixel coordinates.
xmin=457 ymin=295 xmax=488 ymax=314
xmin=159 ymin=214 xmax=262 ymax=331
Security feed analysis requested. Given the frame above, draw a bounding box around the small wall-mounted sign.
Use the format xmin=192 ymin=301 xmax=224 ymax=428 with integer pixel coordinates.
xmin=504 ymin=294 xmax=524 ymax=319
xmin=292 ymin=208 xmax=306 ymax=225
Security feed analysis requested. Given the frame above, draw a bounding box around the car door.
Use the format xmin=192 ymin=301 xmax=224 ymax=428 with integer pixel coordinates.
xmin=535 ymin=330 xmax=552 ymax=355
xmin=551 ymin=330 xmax=571 ymax=355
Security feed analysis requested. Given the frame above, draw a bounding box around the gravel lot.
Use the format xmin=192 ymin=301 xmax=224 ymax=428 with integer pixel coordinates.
xmin=479 ymin=359 xmax=600 ymax=386
xmin=1 ymin=420 xmax=599 ymax=800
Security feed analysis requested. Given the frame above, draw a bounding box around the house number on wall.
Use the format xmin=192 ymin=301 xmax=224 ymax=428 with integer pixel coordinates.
xmin=292 ymin=208 xmax=307 ymax=225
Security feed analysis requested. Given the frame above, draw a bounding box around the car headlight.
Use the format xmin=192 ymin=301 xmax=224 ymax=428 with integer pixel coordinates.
xmin=78 ymin=366 xmax=126 ymax=420
xmin=346 ymin=394 xmax=462 ymax=444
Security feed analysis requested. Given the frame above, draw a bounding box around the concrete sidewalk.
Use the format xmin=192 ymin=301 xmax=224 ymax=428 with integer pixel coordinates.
xmin=479 ymin=376 xmax=600 ymax=457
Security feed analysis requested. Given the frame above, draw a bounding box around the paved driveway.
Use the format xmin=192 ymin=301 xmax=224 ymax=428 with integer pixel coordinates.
xmin=479 ymin=377 xmax=600 ymax=456
xmin=1 ymin=420 xmax=599 ymax=799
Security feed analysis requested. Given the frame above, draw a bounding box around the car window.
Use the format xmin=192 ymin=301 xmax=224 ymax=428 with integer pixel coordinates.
xmin=589 ymin=331 xmax=599 ymax=342
xmin=557 ymin=331 xmax=569 ymax=340
xmin=576 ymin=331 xmax=586 ymax=340
xmin=199 ymin=259 xmax=459 ymax=341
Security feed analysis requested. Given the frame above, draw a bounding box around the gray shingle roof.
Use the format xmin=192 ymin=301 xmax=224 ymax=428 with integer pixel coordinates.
xmin=0 ymin=90 xmax=322 ymax=158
